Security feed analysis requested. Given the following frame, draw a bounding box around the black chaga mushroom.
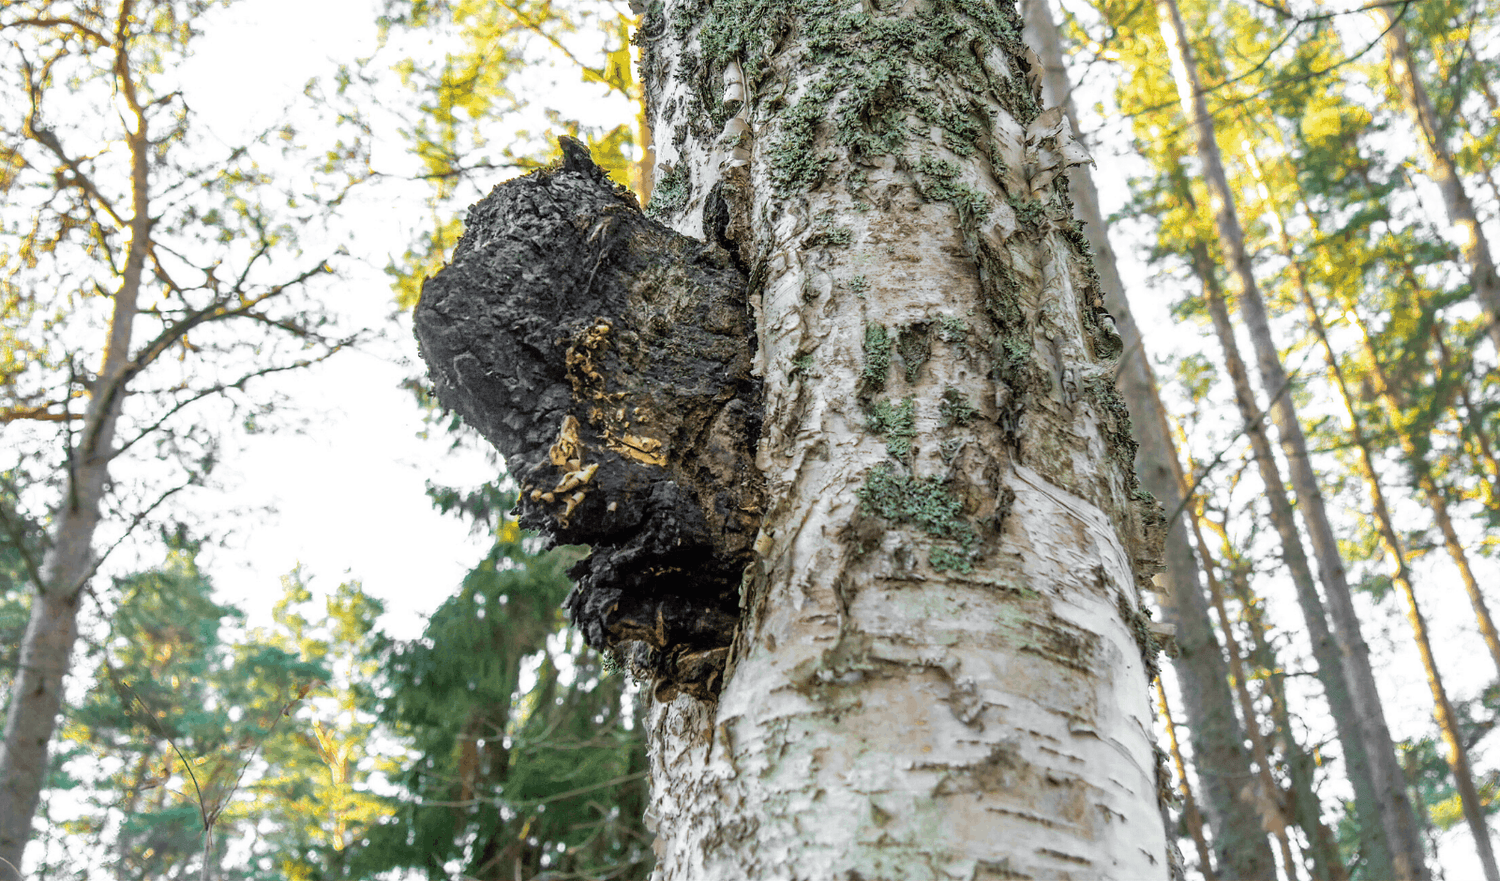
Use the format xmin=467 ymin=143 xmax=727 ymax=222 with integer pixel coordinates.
xmin=414 ymin=138 xmax=763 ymax=701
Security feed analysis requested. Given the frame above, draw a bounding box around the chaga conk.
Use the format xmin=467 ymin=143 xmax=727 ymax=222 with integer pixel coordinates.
xmin=414 ymin=139 xmax=763 ymax=700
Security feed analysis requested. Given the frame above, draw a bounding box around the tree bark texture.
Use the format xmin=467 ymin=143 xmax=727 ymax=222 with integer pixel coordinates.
xmin=633 ymin=2 xmax=1171 ymax=878
xmin=1154 ymin=1 xmax=1431 ymax=877
xmin=1018 ymin=2 xmax=1275 ymax=877
xmin=417 ymin=2 xmax=1177 ymax=876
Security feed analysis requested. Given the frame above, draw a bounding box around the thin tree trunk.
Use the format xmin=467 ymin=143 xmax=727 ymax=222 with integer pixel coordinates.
xmin=1306 ymin=290 xmax=1500 ymax=881
xmin=1432 ymin=324 xmax=1500 ymax=515
xmin=1154 ymin=3 xmax=1430 ymax=876
xmin=1374 ymin=8 xmax=1500 ymax=352
xmin=1188 ymin=517 xmax=1301 ymax=881
xmin=1220 ymin=558 xmax=1350 ymax=881
xmin=1184 ymin=219 xmax=1394 ymax=879
xmin=0 ymin=52 xmax=150 ymax=871
xmin=1234 ymin=138 xmax=1500 ymax=876
xmin=1158 ymin=682 xmax=1219 ymax=881
xmin=1361 ymin=311 xmax=1500 ymax=681
xmin=637 ymin=3 xmax=1172 ymax=877
xmin=1240 ymin=138 xmax=1500 ymax=688
xmin=1018 ymin=2 xmax=1275 ymax=876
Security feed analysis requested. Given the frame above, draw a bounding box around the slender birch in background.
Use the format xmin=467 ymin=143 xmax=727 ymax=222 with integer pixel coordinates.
xmin=1153 ymin=0 xmax=1432 ymax=875
xmin=1374 ymin=8 xmax=1500 ymax=353
xmin=0 ymin=2 xmax=358 ymax=871
xmin=632 ymin=2 xmax=1172 ymax=877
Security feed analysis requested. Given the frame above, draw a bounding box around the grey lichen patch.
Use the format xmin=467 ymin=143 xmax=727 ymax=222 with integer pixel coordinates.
xmin=1085 ymin=372 xmax=1139 ymax=476
xmin=929 ymin=546 xmax=973 ymax=574
xmin=915 ymin=155 xmax=991 ymax=228
xmin=806 ymin=210 xmax=854 ymax=247
xmin=790 ymin=352 xmax=815 ymax=378
xmin=869 ymin=397 xmax=917 ymax=461
xmin=939 ymin=387 xmax=977 ymax=427
xmin=862 ymin=322 xmax=892 ymax=393
xmin=895 ymin=322 xmax=931 ymax=383
xmin=686 ymin=0 xmax=1031 ymax=197
xmin=1006 ymin=196 xmax=1048 ymax=233
xmin=856 ymin=464 xmax=980 ymax=571
xmin=1119 ymin=591 xmax=1164 ymax=683
xmin=1060 ymin=215 xmax=1124 ymax=361
xmin=645 ymin=162 xmax=690 ymax=220
xmin=917 ymin=94 xmax=982 ymax=157
xmin=768 ymin=90 xmax=836 ymax=194
xmin=937 ymin=314 xmax=969 ymax=348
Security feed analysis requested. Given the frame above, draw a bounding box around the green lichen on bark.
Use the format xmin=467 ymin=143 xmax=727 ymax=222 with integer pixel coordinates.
xmin=916 ymin=95 xmax=982 ymax=156
xmin=1118 ymin=591 xmax=1164 ymax=683
xmin=857 ymin=464 xmax=980 ymax=570
xmin=1007 ymin=196 xmax=1048 ymax=232
xmin=862 ymin=322 xmax=891 ymax=392
xmin=929 ymin=546 xmax=974 ymax=573
xmin=645 ymin=162 xmax=691 ymax=219
xmin=684 ymin=0 xmax=1032 ymax=196
xmin=939 ymin=387 xmax=977 ymax=426
xmin=807 ymin=210 xmax=853 ymax=246
xmin=937 ymin=314 xmax=969 ymax=347
xmin=915 ymin=155 xmax=991 ymax=227
xmin=869 ymin=397 xmax=917 ymax=461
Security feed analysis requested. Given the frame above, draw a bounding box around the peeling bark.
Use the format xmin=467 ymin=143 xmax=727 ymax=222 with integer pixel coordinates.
xmin=414 ymin=140 xmax=764 ymax=701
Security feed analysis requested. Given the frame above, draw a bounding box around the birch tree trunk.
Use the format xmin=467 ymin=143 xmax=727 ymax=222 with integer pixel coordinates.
xmin=636 ymin=3 xmax=1172 ymax=877
xmin=0 ymin=74 xmax=149 ymax=876
xmin=1374 ymin=9 xmax=1500 ymax=353
xmin=1297 ymin=267 xmax=1500 ymax=881
xmin=1018 ymin=2 xmax=1274 ymax=876
xmin=1154 ymin=1 xmax=1430 ymax=876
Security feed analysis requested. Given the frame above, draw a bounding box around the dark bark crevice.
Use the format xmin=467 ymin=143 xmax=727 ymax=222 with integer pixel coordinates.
xmin=415 ymin=139 xmax=763 ymax=701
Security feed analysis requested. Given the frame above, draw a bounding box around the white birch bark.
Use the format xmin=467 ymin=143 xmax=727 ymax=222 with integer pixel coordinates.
xmin=0 ymin=78 xmax=148 ymax=876
xmin=635 ymin=3 xmax=1172 ymax=878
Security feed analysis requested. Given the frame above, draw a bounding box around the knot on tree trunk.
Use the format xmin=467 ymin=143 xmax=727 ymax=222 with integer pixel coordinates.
xmin=414 ymin=138 xmax=763 ymax=701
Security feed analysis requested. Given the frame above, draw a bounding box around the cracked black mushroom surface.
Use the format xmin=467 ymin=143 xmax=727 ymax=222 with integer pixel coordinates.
xmin=414 ymin=138 xmax=763 ymax=701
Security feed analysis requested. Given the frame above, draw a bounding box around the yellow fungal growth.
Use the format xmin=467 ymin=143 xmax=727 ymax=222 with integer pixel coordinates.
xmin=537 ymin=415 xmax=607 ymax=528
xmin=555 ymin=462 xmax=599 ymax=494
xmin=609 ymin=433 xmax=667 ymax=466
xmin=564 ymin=319 xmax=612 ymax=396
xmin=561 ymin=490 xmax=588 ymax=521
xmin=549 ymin=415 xmax=582 ymax=468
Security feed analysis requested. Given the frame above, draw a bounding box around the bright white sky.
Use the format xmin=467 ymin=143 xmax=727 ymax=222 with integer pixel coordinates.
xmin=174 ymin=0 xmax=498 ymax=639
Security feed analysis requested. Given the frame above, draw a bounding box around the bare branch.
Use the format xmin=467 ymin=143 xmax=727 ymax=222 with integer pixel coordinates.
xmin=68 ymin=477 xmax=194 ymax=596
xmin=0 ymin=16 xmax=112 ymax=46
xmin=0 ymin=499 xmax=46 ymax=594
xmin=111 ymin=350 xmax=350 ymax=459
xmin=0 ymin=404 xmax=83 ymax=424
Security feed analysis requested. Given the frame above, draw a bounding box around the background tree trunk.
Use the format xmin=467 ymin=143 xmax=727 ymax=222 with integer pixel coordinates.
xmin=0 ymin=106 xmax=148 ymax=875
xmin=1154 ymin=1 xmax=1430 ymax=875
xmin=1374 ymin=9 xmax=1500 ymax=352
